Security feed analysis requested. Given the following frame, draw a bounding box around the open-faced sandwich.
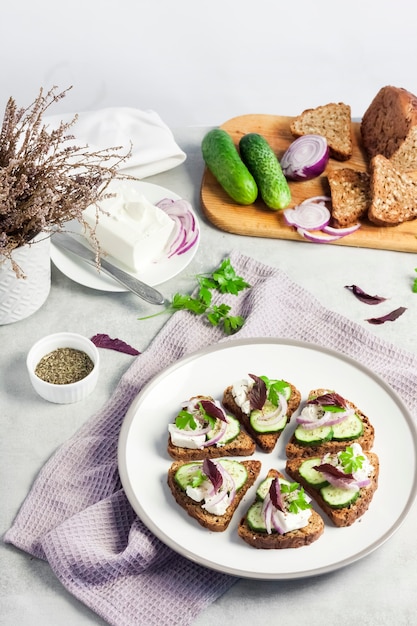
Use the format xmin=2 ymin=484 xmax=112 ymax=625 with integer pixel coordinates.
xmin=238 ymin=468 xmax=324 ymax=549
xmin=167 ymin=457 xmax=261 ymax=532
xmin=167 ymin=395 xmax=256 ymax=460
xmin=222 ymin=374 xmax=301 ymax=453
xmin=286 ymin=389 xmax=375 ymax=459
xmin=286 ymin=442 xmax=379 ymax=527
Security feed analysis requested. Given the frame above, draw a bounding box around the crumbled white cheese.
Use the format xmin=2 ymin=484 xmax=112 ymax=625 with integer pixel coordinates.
xmin=231 ymin=378 xmax=252 ymax=415
xmin=83 ymin=184 xmax=175 ymax=272
xmin=168 ymin=424 xmax=206 ymax=449
xmin=186 ymin=480 xmax=231 ymax=516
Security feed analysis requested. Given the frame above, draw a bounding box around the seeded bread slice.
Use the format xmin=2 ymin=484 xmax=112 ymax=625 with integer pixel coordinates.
xmin=290 ymin=102 xmax=352 ymax=161
xmin=222 ymin=381 xmax=301 ymax=453
xmin=237 ymin=468 xmax=325 ymax=549
xmin=367 ymin=154 xmax=417 ymax=226
xmin=286 ymin=452 xmax=379 ymax=527
xmin=285 ymin=388 xmax=375 ymax=460
xmin=167 ymin=459 xmax=261 ymax=532
xmin=327 ymin=168 xmax=370 ymax=228
xmin=167 ymin=428 xmax=256 ymax=461
xmin=361 ymin=85 xmax=417 ymax=171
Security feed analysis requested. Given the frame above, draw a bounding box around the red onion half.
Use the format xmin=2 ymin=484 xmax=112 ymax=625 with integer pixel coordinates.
xmin=156 ymin=197 xmax=199 ymax=257
xmin=281 ymin=135 xmax=330 ymax=181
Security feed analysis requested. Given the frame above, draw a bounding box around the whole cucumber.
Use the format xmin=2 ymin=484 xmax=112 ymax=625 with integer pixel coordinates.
xmin=239 ymin=133 xmax=291 ymax=210
xmin=202 ymin=128 xmax=258 ymax=205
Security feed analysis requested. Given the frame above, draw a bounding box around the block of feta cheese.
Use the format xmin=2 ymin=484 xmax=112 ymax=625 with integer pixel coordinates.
xmin=82 ymin=184 xmax=176 ymax=272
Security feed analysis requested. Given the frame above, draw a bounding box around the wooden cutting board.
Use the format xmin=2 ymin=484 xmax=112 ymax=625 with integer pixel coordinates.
xmin=200 ymin=114 xmax=417 ymax=252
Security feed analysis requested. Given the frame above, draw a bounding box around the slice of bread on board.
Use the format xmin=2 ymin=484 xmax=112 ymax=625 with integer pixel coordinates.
xmin=238 ymin=468 xmax=325 ymax=549
xmin=290 ymin=102 xmax=352 ymax=161
xmin=167 ymin=459 xmax=261 ymax=532
xmin=327 ymin=168 xmax=370 ymax=228
xmin=286 ymin=451 xmax=379 ymax=527
xmin=285 ymin=388 xmax=375 ymax=459
xmin=367 ymin=154 xmax=417 ymax=225
xmin=222 ymin=381 xmax=301 ymax=453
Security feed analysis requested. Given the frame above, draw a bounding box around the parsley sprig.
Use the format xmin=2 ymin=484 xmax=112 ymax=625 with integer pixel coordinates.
xmin=412 ymin=268 xmax=417 ymax=293
xmin=339 ymin=446 xmax=365 ymax=474
xmin=138 ymin=258 xmax=250 ymax=335
xmin=281 ymin=482 xmax=311 ymax=514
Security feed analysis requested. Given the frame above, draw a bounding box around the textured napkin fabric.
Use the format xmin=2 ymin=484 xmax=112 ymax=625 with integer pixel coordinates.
xmin=4 ymin=251 xmax=417 ymax=626
xmin=44 ymin=107 xmax=186 ymax=177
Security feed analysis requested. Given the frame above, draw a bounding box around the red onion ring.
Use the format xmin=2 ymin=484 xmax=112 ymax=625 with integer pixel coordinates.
xmin=156 ymin=197 xmax=199 ymax=257
xmin=280 ymin=135 xmax=330 ymax=181
xmin=296 ymin=408 xmax=355 ymax=429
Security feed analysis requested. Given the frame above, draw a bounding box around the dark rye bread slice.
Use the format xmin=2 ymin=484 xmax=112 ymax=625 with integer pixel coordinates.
xmin=290 ymin=102 xmax=352 ymax=161
xmin=327 ymin=168 xmax=370 ymax=228
xmin=286 ymin=452 xmax=379 ymax=527
xmin=361 ymin=85 xmax=417 ymax=171
xmin=222 ymin=381 xmax=301 ymax=453
xmin=238 ymin=468 xmax=325 ymax=549
xmin=367 ymin=154 xmax=417 ymax=226
xmin=285 ymin=388 xmax=375 ymax=459
xmin=167 ymin=427 xmax=256 ymax=461
xmin=167 ymin=459 xmax=261 ymax=532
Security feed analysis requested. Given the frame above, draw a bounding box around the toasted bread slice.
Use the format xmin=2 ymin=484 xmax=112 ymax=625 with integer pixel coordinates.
xmin=238 ymin=469 xmax=325 ymax=549
xmin=327 ymin=168 xmax=370 ymax=228
xmin=222 ymin=381 xmax=301 ymax=453
xmin=286 ymin=451 xmax=379 ymax=527
xmin=285 ymin=388 xmax=375 ymax=459
xmin=167 ymin=428 xmax=256 ymax=461
xmin=290 ymin=102 xmax=352 ymax=161
xmin=167 ymin=459 xmax=261 ymax=532
xmin=367 ymin=154 xmax=417 ymax=225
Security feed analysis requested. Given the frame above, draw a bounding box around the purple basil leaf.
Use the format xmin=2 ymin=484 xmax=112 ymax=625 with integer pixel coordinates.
xmin=200 ymin=400 xmax=227 ymax=422
xmin=366 ymin=306 xmax=407 ymax=325
xmin=310 ymin=392 xmax=347 ymax=408
xmin=269 ymin=478 xmax=284 ymax=512
xmin=202 ymin=459 xmax=223 ymax=491
xmin=248 ymin=373 xmax=267 ymax=410
xmin=345 ymin=284 xmax=387 ymax=305
xmin=90 ymin=334 xmax=140 ymax=355
xmin=314 ymin=463 xmax=353 ymax=480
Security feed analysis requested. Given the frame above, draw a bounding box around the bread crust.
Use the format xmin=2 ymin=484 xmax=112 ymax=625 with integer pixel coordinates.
xmin=167 ymin=459 xmax=261 ymax=532
xmin=237 ymin=469 xmax=325 ymax=548
xmin=290 ymin=102 xmax=352 ymax=161
xmin=285 ymin=389 xmax=375 ymax=459
xmin=286 ymin=452 xmax=379 ymax=527
xmin=222 ymin=381 xmax=301 ymax=453
xmin=167 ymin=428 xmax=256 ymax=461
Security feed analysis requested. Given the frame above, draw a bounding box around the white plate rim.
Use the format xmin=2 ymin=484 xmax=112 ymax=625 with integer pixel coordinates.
xmin=118 ymin=337 xmax=417 ymax=579
xmin=50 ymin=180 xmax=200 ymax=291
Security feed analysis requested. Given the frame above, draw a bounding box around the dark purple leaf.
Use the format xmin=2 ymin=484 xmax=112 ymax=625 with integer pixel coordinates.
xmin=345 ymin=284 xmax=387 ymax=305
xmin=314 ymin=463 xmax=353 ymax=480
xmin=90 ymin=334 xmax=140 ymax=355
xmin=309 ymin=392 xmax=347 ymax=408
xmin=202 ymin=459 xmax=223 ymax=491
xmin=269 ymin=478 xmax=284 ymax=512
xmin=200 ymin=400 xmax=227 ymax=422
xmin=248 ymin=373 xmax=267 ymax=410
xmin=366 ymin=307 xmax=407 ymax=325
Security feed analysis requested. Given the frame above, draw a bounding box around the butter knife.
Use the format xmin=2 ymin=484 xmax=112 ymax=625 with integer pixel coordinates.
xmin=52 ymin=232 xmax=167 ymax=305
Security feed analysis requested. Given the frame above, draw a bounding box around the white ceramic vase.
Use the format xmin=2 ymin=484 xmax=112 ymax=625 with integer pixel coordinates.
xmin=0 ymin=234 xmax=51 ymax=325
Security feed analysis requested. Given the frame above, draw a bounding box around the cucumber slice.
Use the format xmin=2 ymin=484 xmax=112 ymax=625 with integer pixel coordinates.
xmin=299 ymin=458 xmax=329 ymax=488
xmin=320 ymin=484 xmax=360 ymax=509
xmin=206 ymin=415 xmax=240 ymax=445
xmin=331 ymin=413 xmax=363 ymax=441
xmin=256 ymin=476 xmax=290 ymax=500
xmin=250 ymin=400 xmax=288 ymax=433
xmin=174 ymin=459 xmax=248 ymax=492
xmin=294 ymin=424 xmax=333 ymax=445
xmin=246 ymin=501 xmax=267 ymax=532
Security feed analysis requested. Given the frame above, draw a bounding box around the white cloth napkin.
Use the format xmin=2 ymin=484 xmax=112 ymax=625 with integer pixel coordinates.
xmin=44 ymin=107 xmax=186 ymax=178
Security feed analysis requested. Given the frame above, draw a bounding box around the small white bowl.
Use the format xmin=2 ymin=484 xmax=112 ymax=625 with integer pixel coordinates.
xmin=26 ymin=332 xmax=100 ymax=404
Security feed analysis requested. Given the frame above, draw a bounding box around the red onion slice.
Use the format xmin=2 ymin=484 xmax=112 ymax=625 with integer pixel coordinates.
xmin=156 ymin=197 xmax=199 ymax=258
xmin=281 ymin=135 xmax=330 ymax=181
xmin=284 ymin=202 xmax=331 ymax=231
xmin=296 ymin=408 xmax=355 ymax=429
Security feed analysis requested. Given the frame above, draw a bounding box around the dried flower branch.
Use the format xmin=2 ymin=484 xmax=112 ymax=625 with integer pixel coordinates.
xmin=0 ymin=85 xmax=132 ymax=276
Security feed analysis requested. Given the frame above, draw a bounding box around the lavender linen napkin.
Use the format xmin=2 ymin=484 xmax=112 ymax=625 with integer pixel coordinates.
xmin=4 ymin=251 xmax=417 ymax=626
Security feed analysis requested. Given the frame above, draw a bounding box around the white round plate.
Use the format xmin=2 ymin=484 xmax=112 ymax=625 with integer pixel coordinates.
xmin=50 ymin=180 xmax=200 ymax=291
xmin=118 ymin=338 xmax=417 ymax=579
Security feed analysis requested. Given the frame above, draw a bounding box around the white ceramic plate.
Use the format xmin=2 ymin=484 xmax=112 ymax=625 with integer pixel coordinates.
xmin=118 ymin=338 xmax=417 ymax=579
xmin=50 ymin=181 xmax=200 ymax=291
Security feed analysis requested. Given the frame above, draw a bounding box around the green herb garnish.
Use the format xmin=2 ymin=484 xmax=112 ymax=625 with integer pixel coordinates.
xmin=138 ymin=258 xmax=250 ymax=335
xmin=175 ymin=410 xmax=198 ymax=430
xmin=339 ymin=446 xmax=365 ymax=473
xmin=281 ymin=482 xmax=311 ymax=514
xmin=413 ymin=268 xmax=417 ymax=293
xmin=259 ymin=376 xmax=290 ymax=407
xmin=190 ymin=468 xmax=206 ymax=488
